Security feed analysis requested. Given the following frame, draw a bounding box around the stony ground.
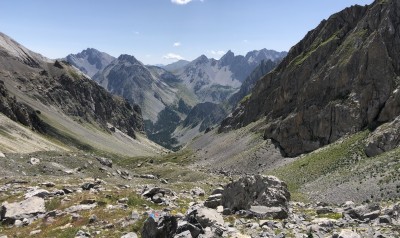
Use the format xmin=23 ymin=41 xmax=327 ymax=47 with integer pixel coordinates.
xmin=1 ymin=150 xmax=400 ymax=238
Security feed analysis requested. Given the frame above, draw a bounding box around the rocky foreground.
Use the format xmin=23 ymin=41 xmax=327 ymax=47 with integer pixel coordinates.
xmin=0 ymin=152 xmax=399 ymax=238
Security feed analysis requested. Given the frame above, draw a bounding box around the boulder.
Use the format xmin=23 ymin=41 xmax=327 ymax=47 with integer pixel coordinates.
xmin=344 ymin=204 xmax=380 ymax=221
xmin=141 ymin=215 xmax=178 ymax=238
xmin=176 ymin=221 xmax=203 ymax=238
xmin=1 ymin=197 xmax=45 ymax=222
xmin=221 ymin=175 xmax=290 ymax=218
xmin=190 ymin=207 xmax=224 ymax=228
xmin=0 ymin=152 xmax=5 ymax=158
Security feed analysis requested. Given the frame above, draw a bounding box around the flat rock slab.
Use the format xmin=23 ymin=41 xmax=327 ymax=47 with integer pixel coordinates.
xmin=338 ymin=229 xmax=361 ymax=238
xmin=196 ymin=207 xmax=224 ymax=227
xmin=65 ymin=203 xmax=97 ymax=213
xmin=1 ymin=197 xmax=45 ymax=221
xmin=249 ymin=206 xmax=288 ymax=219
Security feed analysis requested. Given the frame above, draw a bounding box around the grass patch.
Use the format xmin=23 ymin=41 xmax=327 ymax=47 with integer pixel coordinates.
xmin=318 ymin=212 xmax=343 ymax=220
xmin=271 ymin=131 xmax=369 ymax=200
xmin=45 ymin=198 xmax=62 ymax=211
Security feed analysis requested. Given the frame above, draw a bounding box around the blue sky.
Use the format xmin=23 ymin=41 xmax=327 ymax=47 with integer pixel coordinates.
xmin=0 ymin=0 xmax=373 ymax=65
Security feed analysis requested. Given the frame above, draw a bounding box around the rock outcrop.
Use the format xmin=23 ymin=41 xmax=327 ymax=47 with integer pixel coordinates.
xmin=220 ymin=0 xmax=400 ymax=157
xmin=205 ymin=175 xmax=290 ymax=219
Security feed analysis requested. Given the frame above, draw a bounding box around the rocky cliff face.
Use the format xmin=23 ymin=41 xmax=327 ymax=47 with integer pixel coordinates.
xmin=65 ymin=48 xmax=115 ymax=78
xmin=220 ymin=0 xmax=400 ymax=157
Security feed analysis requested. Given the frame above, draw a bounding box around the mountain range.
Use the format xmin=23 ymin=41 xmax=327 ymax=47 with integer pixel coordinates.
xmin=65 ymin=48 xmax=286 ymax=149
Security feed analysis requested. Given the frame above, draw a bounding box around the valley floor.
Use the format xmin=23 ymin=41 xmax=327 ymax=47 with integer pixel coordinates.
xmin=1 ymin=142 xmax=400 ymax=237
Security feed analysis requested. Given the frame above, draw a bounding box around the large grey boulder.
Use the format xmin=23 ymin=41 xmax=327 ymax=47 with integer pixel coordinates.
xmin=141 ymin=215 xmax=178 ymax=238
xmin=221 ymin=175 xmax=290 ymax=218
xmin=1 ymin=197 xmax=45 ymax=223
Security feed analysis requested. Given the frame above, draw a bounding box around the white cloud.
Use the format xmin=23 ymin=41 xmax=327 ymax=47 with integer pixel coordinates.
xmin=173 ymin=42 xmax=181 ymax=47
xmin=163 ymin=53 xmax=185 ymax=60
xmin=171 ymin=0 xmax=192 ymax=5
xmin=210 ymin=50 xmax=225 ymax=56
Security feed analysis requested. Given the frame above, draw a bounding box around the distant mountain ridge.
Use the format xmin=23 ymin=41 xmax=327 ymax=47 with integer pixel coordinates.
xmin=175 ymin=49 xmax=287 ymax=103
xmin=93 ymin=54 xmax=187 ymax=122
xmin=65 ymin=48 xmax=115 ymax=78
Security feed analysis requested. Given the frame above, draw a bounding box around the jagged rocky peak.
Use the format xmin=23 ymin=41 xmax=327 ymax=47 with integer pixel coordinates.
xmin=193 ymin=54 xmax=209 ymax=64
xmin=220 ymin=0 xmax=400 ymax=157
xmin=117 ymin=54 xmax=143 ymax=65
xmin=218 ymin=50 xmax=235 ymax=65
xmin=65 ymin=48 xmax=115 ymax=78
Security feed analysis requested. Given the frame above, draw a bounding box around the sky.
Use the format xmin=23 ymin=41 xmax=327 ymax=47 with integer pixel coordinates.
xmin=0 ymin=0 xmax=374 ymax=65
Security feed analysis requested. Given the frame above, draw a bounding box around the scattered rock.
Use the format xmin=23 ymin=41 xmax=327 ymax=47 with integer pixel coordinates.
xmin=249 ymin=206 xmax=288 ymax=219
xmin=204 ymin=194 xmax=222 ymax=209
xmin=81 ymin=182 xmax=96 ymax=191
xmin=75 ymin=230 xmax=91 ymax=238
xmin=96 ymin=157 xmax=113 ymax=168
xmin=89 ymin=214 xmax=97 ymax=224
xmin=191 ymin=187 xmax=205 ymax=197
xmin=41 ymin=182 xmax=56 ymax=187
xmin=24 ymin=188 xmax=51 ymax=199
xmin=140 ymin=174 xmax=158 ymax=179
xmin=337 ymin=229 xmax=361 ymax=238
xmin=30 ymin=229 xmax=41 ymax=235
xmin=29 ymin=157 xmax=40 ymax=165
xmin=121 ymin=232 xmax=138 ymax=238
xmin=65 ymin=204 xmax=97 ymax=213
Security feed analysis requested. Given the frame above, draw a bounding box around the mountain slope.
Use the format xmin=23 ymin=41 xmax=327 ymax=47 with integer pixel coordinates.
xmin=0 ymin=32 xmax=166 ymax=156
xmin=176 ymin=49 xmax=287 ymax=103
xmin=65 ymin=48 xmax=115 ymax=78
xmin=93 ymin=55 xmax=178 ymax=121
xmin=220 ymin=0 xmax=400 ymax=157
